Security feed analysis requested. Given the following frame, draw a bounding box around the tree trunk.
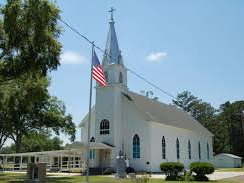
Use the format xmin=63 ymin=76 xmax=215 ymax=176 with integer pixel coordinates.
xmin=14 ymin=133 xmax=22 ymax=166
xmin=0 ymin=135 xmax=7 ymax=150
xmin=15 ymin=133 xmax=22 ymax=153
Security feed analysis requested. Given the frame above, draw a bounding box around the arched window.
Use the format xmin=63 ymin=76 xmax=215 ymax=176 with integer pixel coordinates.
xmin=176 ymin=138 xmax=180 ymax=159
xmin=207 ymin=142 xmax=210 ymax=160
xmin=90 ymin=137 xmax=95 ymax=142
xmin=100 ymin=119 xmax=109 ymax=135
xmin=119 ymin=72 xmax=123 ymax=84
xmin=188 ymin=140 xmax=191 ymax=159
xmin=133 ymin=134 xmax=140 ymax=159
xmin=198 ymin=142 xmax=201 ymax=159
xmin=162 ymin=136 xmax=166 ymax=159
xmin=104 ymin=71 xmax=108 ymax=82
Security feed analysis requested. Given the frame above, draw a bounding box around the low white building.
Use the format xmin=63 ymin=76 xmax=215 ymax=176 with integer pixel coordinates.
xmin=214 ymin=153 xmax=242 ymax=168
xmin=79 ymin=14 xmax=214 ymax=172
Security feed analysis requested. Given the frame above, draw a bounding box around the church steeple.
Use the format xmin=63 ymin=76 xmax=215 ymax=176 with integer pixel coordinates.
xmin=103 ymin=7 xmax=123 ymax=65
xmin=101 ymin=7 xmax=127 ymax=87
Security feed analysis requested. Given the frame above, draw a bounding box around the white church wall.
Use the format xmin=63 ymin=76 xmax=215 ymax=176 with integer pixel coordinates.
xmin=122 ymin=97 xmax=151 ymax=172
xmin=80 ymin=109 xmax=96 ymax=143
xmin=111 ymin=86 xmax=128 ymax=162
xmin=95 ymin=86 xmax=116 ymax=146
xmin=95 ymin=84 xmax=129 ymax=167
xmin=150 ymin=122 xmax=213 ymax=172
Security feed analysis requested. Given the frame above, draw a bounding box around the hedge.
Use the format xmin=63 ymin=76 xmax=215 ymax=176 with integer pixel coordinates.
xmin=160 ymin=162 xmax=184 ymax=180
xmin=190 ymin=162 xmax=215 ymax=181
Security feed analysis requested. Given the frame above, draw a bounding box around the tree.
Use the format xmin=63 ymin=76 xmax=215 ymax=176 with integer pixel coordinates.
xmin=0 ymin=0 xmax=76 ymax=153
xmin=172 ymin=91 xmax=216 ymax=128
xmin=1 ymin=74 xmax=76 ymax=153
xmin=218 ymin=101 xmax=244 ymax=156
xmin=0 ymin=0 xmax=61 ymax=83
xmin=172 ymin=91 xmax=221 ymax=154
xmin=1 ymin=132 xmax=64 ymax=153
xmin=0 ymin=83 xmax=12 ymax=149
xmin=173 ymin=91 xmax=244 ymax=157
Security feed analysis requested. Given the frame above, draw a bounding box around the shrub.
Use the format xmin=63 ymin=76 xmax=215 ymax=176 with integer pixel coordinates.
xmin=190 ymin=162 xmax=215 ymax=181
xmin=183 ymin=170 xmax=194 ymax=181
xmin=160 ymin=162 xmax=184 ymax=180
xmin=126 ymin=167 xmax=135 ymax=173
xmin=130 ymin=173 xmax=149 ymax=183
xmin=102 ymin=167 xmax=115 ymax=175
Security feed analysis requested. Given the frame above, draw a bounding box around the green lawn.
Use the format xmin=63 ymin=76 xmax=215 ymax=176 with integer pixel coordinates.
xmin=216 ymin=168 xmax=244 ymax=172
xmin=0 ymin=172 xmax=238 ymax=183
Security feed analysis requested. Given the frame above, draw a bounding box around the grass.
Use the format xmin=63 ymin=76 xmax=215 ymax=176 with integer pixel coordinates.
xmin=216 ymin=168 xmax=244 ymax=172
xmin=0 ymin=172 xmax=239 ymax=183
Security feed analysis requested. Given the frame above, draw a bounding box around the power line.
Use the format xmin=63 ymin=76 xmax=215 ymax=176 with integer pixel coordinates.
xmin=50 ymin=9 xmax=177 ymax=100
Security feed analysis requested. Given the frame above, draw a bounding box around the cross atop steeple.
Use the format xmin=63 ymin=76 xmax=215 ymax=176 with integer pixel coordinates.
xmin=109 ymin=7 xmax=115 ymax=21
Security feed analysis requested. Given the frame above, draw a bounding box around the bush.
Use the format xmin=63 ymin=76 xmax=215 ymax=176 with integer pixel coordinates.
xmin=190 ymin=162 xmax=215 ymax=181
xmin=183 ymin=170 xmax=194 ymax=181
xmin=130 ymin=173 xmax=149 ymax=183
xmin=102 ymin=167 xmax=115 ymax=175
xmin=126 ymin=167 xmax=135 ymax=173
xmin=160 ymin=162 xmax=184 ymax=180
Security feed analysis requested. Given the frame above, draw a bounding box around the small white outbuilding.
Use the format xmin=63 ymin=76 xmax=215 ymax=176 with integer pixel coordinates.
xmin=214 ymin=153 xmax=242 ymax=168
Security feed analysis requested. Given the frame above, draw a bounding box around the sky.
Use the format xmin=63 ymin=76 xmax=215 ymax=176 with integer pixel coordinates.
xmin=3 ymin=0 xmax=244 ymax=145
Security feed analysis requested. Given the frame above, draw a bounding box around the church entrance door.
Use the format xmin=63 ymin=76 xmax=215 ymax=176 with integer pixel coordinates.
xmin=98 ymin=149 xmax=111 ymax=168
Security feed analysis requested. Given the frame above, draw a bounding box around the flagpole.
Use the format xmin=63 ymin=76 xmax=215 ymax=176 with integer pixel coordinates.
xmin=85 ymin=41 xmax=94 ymax=183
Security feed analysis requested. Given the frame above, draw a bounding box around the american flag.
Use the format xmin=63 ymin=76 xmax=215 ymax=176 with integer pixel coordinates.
xmin=92 ymin=51 xmax=107 ymax=87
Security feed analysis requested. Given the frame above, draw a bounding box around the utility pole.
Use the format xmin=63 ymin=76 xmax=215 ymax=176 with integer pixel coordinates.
xmin=226 ymin=117 xmax=232 ymax=152
xmin=241 ymin=110 xmax=244 ymax=156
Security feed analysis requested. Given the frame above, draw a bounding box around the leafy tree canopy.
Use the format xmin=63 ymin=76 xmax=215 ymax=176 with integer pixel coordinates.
xmin=0 ymin=74 xmax=76 ymax=153
xmin=173 ymin=91 xmax=244 ymax=157
xmin=0 ymin=0 xmax=61 ymax=83
xmin=173 ymin=91 xmax=216 ymax=127
xmin=1 ymin=132 xmax=64 ymax=153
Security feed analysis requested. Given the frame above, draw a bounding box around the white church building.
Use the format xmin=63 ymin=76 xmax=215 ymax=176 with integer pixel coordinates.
xmin=79 ymin=15 xmax=214 ymax=172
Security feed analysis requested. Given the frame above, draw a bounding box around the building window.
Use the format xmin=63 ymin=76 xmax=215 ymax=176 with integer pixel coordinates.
xmin=176 ymin=138 xmax=180 ymax=159
xmin=104 ymin=71 xmax=108 ymax=82
xmin=100 ymin=119 xmax=109 ymax=135
xmin=198 ymin=142 xmax=201 ymax=159
xmin=90 ymin=137 xmax=95 ymax=142
xmin=133 ymin=134 xmax=140 ymax=159
xmin=188 ymin=140 xmax=191 ymax=159
xmin=207 ymin=142 xmax=210 ymax=160
xmin=162 ymin=136 xmax=166 ymax=159
xmin=89 ymin=150 xmax=95 ymax=159
xmin=119 ymin=72 xmax=123 ymax=83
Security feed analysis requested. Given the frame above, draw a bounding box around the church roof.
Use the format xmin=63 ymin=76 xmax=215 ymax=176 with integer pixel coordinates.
xmin=125 ymin=91 xmax=213 ymax=136
xmin=214 ymin=153 xmax=242 ymax=159
xmin=65 ymin=141 xmax=114 ymax=150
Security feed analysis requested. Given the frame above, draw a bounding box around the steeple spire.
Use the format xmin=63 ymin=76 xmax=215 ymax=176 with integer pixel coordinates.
xmin=103 ymin=7 xmax=123 ymax=65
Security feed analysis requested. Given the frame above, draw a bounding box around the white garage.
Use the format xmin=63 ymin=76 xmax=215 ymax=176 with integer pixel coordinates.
xmin=214 ymin=153 xmax=242 ymax=168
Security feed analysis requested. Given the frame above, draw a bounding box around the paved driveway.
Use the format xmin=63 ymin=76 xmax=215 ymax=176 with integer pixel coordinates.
xmin=207 ymin=172 xmax=244 ymax=180
xmin=149 ymin=172 xmax=244 ymax=181
xmin=222 ymin=174 xmax=244 ymax=183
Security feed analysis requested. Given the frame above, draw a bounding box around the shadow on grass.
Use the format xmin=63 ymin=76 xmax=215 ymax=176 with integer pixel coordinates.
xmin=2 ymin=177 xmax=73 ymax=183
xmin=45 ymin=177 xmax=75 ymax=183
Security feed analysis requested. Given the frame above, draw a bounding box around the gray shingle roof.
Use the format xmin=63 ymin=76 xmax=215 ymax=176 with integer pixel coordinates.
xmin=125 ymin=91 xmax=213 ymax=136
xmin=215 ymin=153 xmax=243 ymax=159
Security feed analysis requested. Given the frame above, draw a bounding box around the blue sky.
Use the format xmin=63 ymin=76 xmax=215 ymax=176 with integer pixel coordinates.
xmin=48 ymin=0 xmax=244 ymax=144
xmin=4 ymin=0 xmax=244 ymax=145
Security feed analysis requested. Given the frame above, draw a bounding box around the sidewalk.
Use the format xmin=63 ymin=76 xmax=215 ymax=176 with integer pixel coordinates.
xmin=149 ymin=172 xmax=244 ymax=180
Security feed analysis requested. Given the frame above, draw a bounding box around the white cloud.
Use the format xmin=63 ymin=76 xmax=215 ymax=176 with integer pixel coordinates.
xmin=60 ymin=51 xmax=87 ymax=65
xmin=146 ymin=51 xmax=168 ymax=62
